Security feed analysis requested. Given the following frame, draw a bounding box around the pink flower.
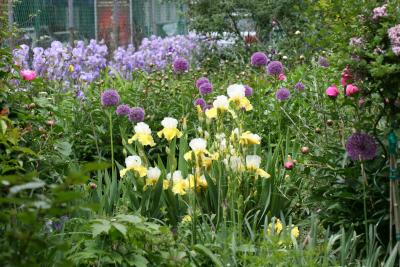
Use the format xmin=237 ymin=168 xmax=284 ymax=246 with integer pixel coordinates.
xmin=326 ymin=84 xmax=339 ymax=98
xmin=278 ymin=73 xmax=286 ymax=81
xmin=284 ymin=155 xmax=294 ymax=170
xmin=341 ymin=65 xmax=352 ymax=86
xmin=341 ymin=78 xmax=347 ymax=87
xmin=345 ymin=84 xmax=359 ymax=96
xmin=20 ymin=70 xmax=37 ymax=81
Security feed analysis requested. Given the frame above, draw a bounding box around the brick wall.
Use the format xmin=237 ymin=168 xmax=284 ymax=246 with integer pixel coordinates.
xmin=97 ymin=0 xmax=131 ymax=47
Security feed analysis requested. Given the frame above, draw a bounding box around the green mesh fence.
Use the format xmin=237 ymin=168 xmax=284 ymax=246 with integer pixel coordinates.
xmin=10 ymin=0 xmax=187 ymax=48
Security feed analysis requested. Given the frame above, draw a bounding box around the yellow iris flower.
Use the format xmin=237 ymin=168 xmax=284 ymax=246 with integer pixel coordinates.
xmin=157 ymin=127 xmax=182 ymax=141
xmin=128 ymin=133 xmax=156 ymax=147
xmin=120 ymin=165 xmax=147 ymax=178
xmin=172 ymin=179 xmax=189 ymax=195
xmin=205 ymin=107 xmax=218 ymax=119
xmin=239 ymin=131 xmax=261 ymax=145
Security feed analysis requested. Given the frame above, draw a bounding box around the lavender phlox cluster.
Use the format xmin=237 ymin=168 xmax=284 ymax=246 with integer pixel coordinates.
xmin=388 ymin=24 xmax=400 ymax=56
xmin=12 ymin=44 xmax=30 ymax=69
xmin=318 ymin=56 xmax=329 ymax=68
xmin=13 ymin=34 xmax=203 ymax=84
xmin=372 ymin=5 xmax=388 ymax=20
xmin=349 ymin=37 xmax=364 ymax=47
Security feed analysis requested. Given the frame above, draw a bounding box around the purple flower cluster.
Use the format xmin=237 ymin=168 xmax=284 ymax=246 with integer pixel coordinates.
xmin=13 ymin=40 xmax=108 ymax=84
xmin=346 ymin=133 xmax=378 ymax=161
xmin=388 ymin=24 xmax=400 ymax=56
xmin=244 ymin=85 xmax=253 ymax=97
xmin=318 ymin=56 xmax=329 ymax=68
xmin=195 ymin=77 xmax=209 ymax=88
xmin=113 ymin=102 xmax=145 ymax=122
xmin=129 ymin=107 xmax=145 ymax=122
xmin=294 ymin=82 xmax=305 ymax=91
xmin=116 ymin=104 xmax=131 ymax=116
xmin=250 ymin=52 xmax=268 ymax=67
xmin=101 ymin=89 xmax=120 ymax=107
xmin=110 ymin=34 xmax=201 ymax=77
xmin=267 ymin=61 xmax=284 ymax=76
xmin=372 ymin=5 xmax=388 ymax=20
xmin=173 ymin=57 xmax=189 ymax=73
xmin=196 ymin=76 xmax=213 ymax=95
xmin=349 ymin=37 xmax=364 ymax=47
xmin=13 ymin=34 xmax=203 ymax=84
xmin=194 ymin=98 xmax=206 ymax=110
xmin=276 ymin=88 xmax=291 ymax=101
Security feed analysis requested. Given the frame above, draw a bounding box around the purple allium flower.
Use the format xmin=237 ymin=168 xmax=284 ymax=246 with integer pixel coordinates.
xmin=101 ymin=89 xmax=120 ymax=107
xmin=116 ymin=104 xmax=131 ymax=116
xmin=318 ymin=56 xmax=329 ymax=68
xmin=204 ymin=104 xmax=213 ymax=111
xmin=267 ymin=61 xmax=284 ymax=76
xmin=196 ymin=77 xmax=210 ymax=89
xmin=194 ymin=98 xmax=206 ymax=109
xmin=250 ymin=52 xmax=268 ymax=67
xmin=199 ymin=82 xmax=213 ymax=95
xmin=76 ymin=90 xmax=86 ymax=100
xmin=276 ymin=88 xmax=291 ymax=101
xmin=346 ymin=133 xmax=378 ymax=161
xmin=244 ymin=85 xmax=253 ymax=97
xmin=128 ymin=107 xmax=145 ymax=122
xmin=294 ymin=82 xmax=305 ymax=91
xmin=173 ymin=57 xmax=189 ymax=73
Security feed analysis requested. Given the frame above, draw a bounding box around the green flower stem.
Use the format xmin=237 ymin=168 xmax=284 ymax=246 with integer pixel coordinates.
xmin=360 ymin=160 xmax=368 ymax=245
xmin=108 ymin=110 xmax=115 ymax=176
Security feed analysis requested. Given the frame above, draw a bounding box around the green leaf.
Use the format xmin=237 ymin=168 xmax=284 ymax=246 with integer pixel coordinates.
xmin=92 ymin=220 xmax=111 ymax=237
xmin=193 ymin=244 xmax=223 ymax=267
xmin=55 ymin=141 xmax=72 ymax=157
xmin=112 ymin=222 xmax=127 ymax=237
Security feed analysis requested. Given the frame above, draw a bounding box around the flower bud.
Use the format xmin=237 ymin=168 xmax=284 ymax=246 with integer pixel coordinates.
xmin=300 ymin=146 xmax=310 ymax=154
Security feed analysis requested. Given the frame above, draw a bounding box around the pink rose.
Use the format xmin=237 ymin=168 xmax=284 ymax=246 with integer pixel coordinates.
xmin=20 ymin=70 xmax=37 ymax=81
xmin=345 ymin=84 xmax=359 ymax=96
xmin=278 ymin=73 xmax=286 ymax=81
xmin=326 ymin=84 xmax=339 ymax=98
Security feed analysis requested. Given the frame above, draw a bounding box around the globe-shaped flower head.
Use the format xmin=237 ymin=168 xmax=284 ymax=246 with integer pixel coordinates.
xmin=101 ymin=89 xmax=120 ymax=107
xmin=199 ymin=82 xmax=213 ymax=95
xmin=116 ymin=104 xmax=131 ymax=116
xmin=251 ymin=52 xmax=268 ymax=67
xmin=194 ymin=98 xmax=206 ymax=109
xmin=173 ymin=57 xmax=189 ymax=73
xmin=267 ymin=61 xmax=284 ymax=76
xmin=294 ymin=82 xmax=305 ymax=91
xmin=318 ymin=56 xmax=329 ymax=68
xmin=276 ymin=88 xmax=291 ymax=101
xmin=346 ymin=133 xmax=378 ymax=161
xmin=129 ymin=107 xmax=145 ymax=122
xmin=244 ymin=85 xmax=253 ymax=97
xmin=195 ymin=77 xmax=210 ymax=89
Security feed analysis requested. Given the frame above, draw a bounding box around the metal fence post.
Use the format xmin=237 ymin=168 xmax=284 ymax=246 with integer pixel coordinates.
xmin=7 ymin=0 xmax=14 ymax=49
xmin=68 ymin=0 xmax=74 ymax=45
xmin=112 ymin=0 xmax=119 ymax=51
xmin=129 ymin=0 xmax=133 ymax=44
xmin=94 ymin=0 xmax=98 ymax=41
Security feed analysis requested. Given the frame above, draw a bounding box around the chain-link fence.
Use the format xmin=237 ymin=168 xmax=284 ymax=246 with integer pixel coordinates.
xmin=4 ymin=0 xmax=187 ymax=49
